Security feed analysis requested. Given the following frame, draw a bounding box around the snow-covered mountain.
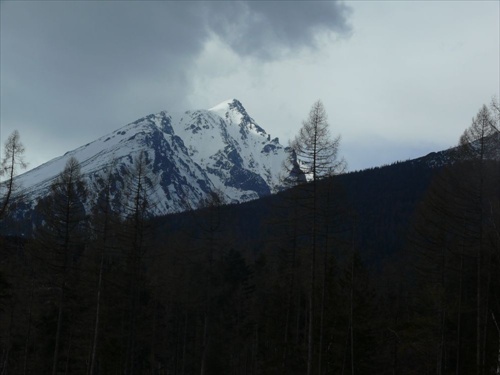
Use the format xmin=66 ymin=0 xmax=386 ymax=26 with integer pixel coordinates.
xmin=9 ymin=99 xmax=294 ymax=219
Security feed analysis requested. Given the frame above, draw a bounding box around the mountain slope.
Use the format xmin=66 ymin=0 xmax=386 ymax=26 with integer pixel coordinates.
xmin=9 ymin=99 xmax=292 ymax=220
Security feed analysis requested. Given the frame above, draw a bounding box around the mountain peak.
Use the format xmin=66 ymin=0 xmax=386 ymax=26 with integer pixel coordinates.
xmin=208 ymin=98 xmax=244 ymax=117
xmin=8 ymin=100 xmax=293 ymax=231
xmin=208 ymin=99 xmax=267 ymax=137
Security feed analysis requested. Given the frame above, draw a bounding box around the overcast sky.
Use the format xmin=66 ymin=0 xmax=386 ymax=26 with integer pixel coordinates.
xmin=1 ymin=0 xmax=499 ymax=172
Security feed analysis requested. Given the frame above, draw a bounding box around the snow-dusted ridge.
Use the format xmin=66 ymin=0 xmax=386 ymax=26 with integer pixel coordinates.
xmin=10 ymin=99 xmax=293 ymax=218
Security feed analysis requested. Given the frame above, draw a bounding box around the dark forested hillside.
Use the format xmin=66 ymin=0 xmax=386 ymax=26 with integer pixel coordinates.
xmin=336 ymin=160 xmax=439 ymax=264
xmin=2 ymin=145 xmax=500 ymax=374
xmin=152 ymin=157 xmax=440 ymax=268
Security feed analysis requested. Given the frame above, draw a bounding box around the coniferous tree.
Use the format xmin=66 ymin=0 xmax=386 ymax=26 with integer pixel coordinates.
xmin=0 ymin=130 xmax=27 ymax=221
xmin=457 ymin=105 xmax=498 ymax=375
xmin=32 ymin=157 xmax=88 ymax=374
xmin=410 ymin=103 xmax=500 ymax=374
xmin=120 ymin=151 xmax=158 ymax=375
xmin=289 ymin=100 xmax=346 ymax=375
xmin=87 ymin=162 xmax=121 ymax=375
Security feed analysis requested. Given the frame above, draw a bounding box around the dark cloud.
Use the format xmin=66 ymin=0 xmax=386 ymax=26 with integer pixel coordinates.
xmin=2 ymin=1 xmax=351 ymax=93
xmin=206 ymin=1 xmax=352 ymax=59
xmin=2 ymin=2 xmax=206 ymax=146
xmin=1 ymin=2 xmax=206 ymax=109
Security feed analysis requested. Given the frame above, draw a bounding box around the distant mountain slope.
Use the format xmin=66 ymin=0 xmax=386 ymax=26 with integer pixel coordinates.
xmin=8 ymin=99 xmax=292 ymax=222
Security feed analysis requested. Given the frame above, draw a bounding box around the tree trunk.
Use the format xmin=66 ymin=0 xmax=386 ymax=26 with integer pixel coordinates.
xmin=437 ymin=242 xmax=447 ymax=375
xmin=282 ymin=203 xmax=298 ymax=374
xmin=23 ymin=273 xmax=35 ymax=375
xmin=481 ymin=245 xmax=492 ymax=372
xmin=491 ymin=312 xmax=500 ymax=375
xmin=64 ymin=325 xmax=73 ymax=375
xmin=1 ymin=300 xmax=15 ymax=375
xmin=318 ymin=245 xmax=327 ymax=375
xmin=296 ymin=292 xmax=302 ymax=347
xmin=181 ymin=312 xmax=188 ymax=375
xmin=350 ymin=254 xmax=354 ymax=375
xmin=89 ymin=254 xmax=104 ymax=375
xmin=455 ymin=255 xmax=463 ymax=375
xmin=476 ymin=133 xmax=486 ymax=375
xmin=318 ymin=187 xmax=332 ymax=375
xmin=200 ymin=242 xmax=213 ymax=375
xmin=307 ymin=181 xmax=317 ymax=375
xmin=52 ymin=283 xmax=65 ymax=375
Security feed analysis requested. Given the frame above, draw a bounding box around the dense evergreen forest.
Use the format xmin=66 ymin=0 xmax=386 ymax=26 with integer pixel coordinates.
xmin=1 ymin=100 xmax=500 ymax=374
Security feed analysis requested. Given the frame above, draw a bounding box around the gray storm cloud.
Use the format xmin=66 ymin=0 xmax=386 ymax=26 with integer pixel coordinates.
xmin=1 ymin=1 xmax=352 ymax=104
xmin=206 ymin=1 xmax=352 ymax=59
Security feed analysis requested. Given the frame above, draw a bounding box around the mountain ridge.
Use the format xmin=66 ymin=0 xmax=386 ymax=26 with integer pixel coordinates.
xmin=8 ymin=99 xmax=292 ymax=221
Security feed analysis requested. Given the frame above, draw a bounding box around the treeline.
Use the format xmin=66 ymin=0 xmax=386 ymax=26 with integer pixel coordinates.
xmin=0 ymin=100 xmax=499 ymax=374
